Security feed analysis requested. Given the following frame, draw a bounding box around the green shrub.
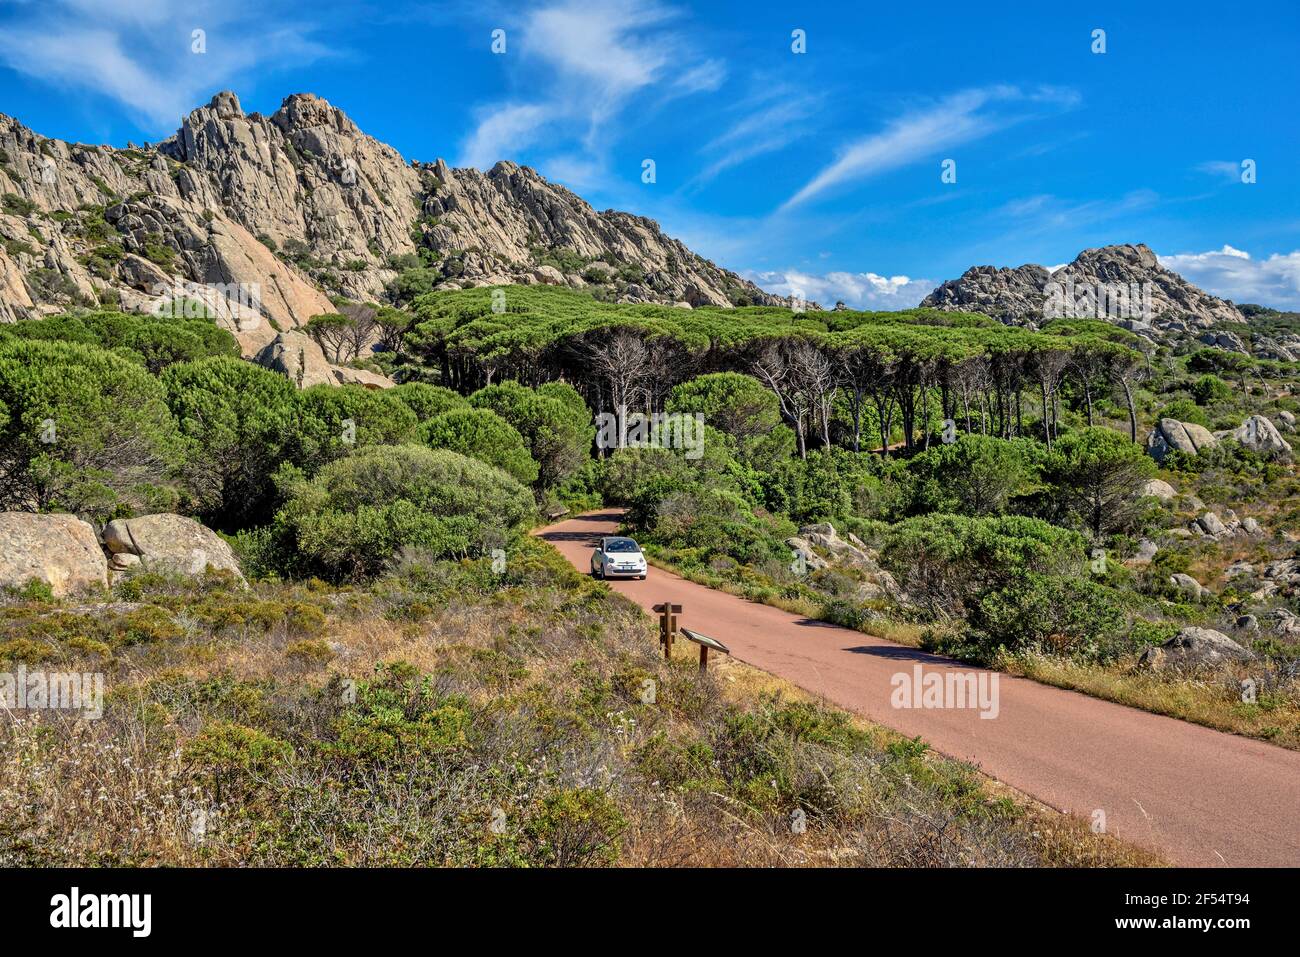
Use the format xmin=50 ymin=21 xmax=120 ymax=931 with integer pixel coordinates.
xmin=1190 ymin=374 xmax=1232 ymax=406
xmin=388 ymin=382 xmax=468 ymax=422
xmin=906 ymin=434 xmax=1042 ymax=516
xmin=953 ymin=573 xmax=1127 ymax=663
xmin=1042 ymin=427 xmax=1156 ymax=538
xmin=275 ymin=444 xmax=536 ymax=579
xmin=420 ymin=407 xmax=539 ymax=485
xmin=1158 ymin=398 xmax=1209 ymax=427
xmin=0 ymin=338 xmax=183 ymax=517
xmin=5 ymin=310 xmax=237 ymax=374
xmin=881 ymin=514 xmax=1087 ymax=617
xmin=163 ymin=357 xmax=296 ymax=529
xmin=522 ymin=787 xmax=626 ymax=866
xmin=288 ymin=386 xmax=419 ymax=474
xmin=2 ymin=193 xmax=37 ymax=216
xmin=470 ymin=381 xmax=593 ymax=489
xmin=183 ymin=720 xmax=290 ymax=799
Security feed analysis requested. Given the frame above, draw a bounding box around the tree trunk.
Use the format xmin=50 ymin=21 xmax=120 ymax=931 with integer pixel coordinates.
xmin=1120 ymin=377 xmax=1138 ymax=442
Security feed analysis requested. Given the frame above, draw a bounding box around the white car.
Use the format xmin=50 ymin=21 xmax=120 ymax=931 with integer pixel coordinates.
xmin=591 ymin=536 xmax=648 ymax=580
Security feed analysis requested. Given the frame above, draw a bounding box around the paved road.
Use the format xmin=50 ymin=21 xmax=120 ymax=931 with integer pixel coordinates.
xmin=537 ymin=510 xmax=1300 ymax=867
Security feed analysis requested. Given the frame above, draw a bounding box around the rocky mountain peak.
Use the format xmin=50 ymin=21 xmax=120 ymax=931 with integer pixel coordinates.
xmin=271 ymin=92 xmax=362 ymax=137
xmin=922 ymin=243 xmax=1244 ymax=335
xmin=207 ymin=90 xmax=245 ymax=119
xmin=0 ymin=90 xmax=781 ymax=344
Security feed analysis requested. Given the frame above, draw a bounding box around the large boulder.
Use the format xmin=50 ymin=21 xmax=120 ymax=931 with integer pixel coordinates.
xmin=1138 ymin=478 xmax=1177 ymax=501
xmin=332 ymin=365 xmax=396 ymax=390
xmin=1194 ymin=512 xmax=1227 ymax=537
xmin=1138 ymin=627 xmax=1256 ymax=672
xmin=1146 ymin=418 xmax=1217 ymax=463
xmin=102 ymin=514 xmax=245 ymax=585
xmin=254 ymin=331 xmax=394 ymax=389
xmin=1225 ymin=415 xmax=1293 ymax=460
xmin=1197 ymin=330 xmax=1249 ymax=354
xmin=1169 ymin=573 xmax=1208 ymax=599
xmin=0 ymin=513 xmax=108 ymax=597
xmin=255 ymin=331 xmax=338 ymax=388
xmin=1131 ymin=539 xmax=1159 ymax=564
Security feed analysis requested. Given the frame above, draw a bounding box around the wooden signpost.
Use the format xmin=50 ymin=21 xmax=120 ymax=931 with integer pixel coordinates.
xmin=652 ymin=602 xmax=681 ymax=660
xmin=651 ymin=601 xmax=730 ymax=673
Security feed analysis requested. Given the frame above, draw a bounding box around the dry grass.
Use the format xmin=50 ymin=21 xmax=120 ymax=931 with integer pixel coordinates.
xmin=1003 ymin=653 xmax=1300 ymax=749
xmin=0 ymin=544 xmax=1162 ymax=868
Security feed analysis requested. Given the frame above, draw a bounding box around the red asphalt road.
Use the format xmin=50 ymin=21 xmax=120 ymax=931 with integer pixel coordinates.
xmin=537 ymin=510 xmax=1300 ymax=867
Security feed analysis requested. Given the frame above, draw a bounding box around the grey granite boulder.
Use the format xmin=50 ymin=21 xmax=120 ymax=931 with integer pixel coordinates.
xmin=103 ymin=514 xmax=245 ymax=585
xmin=1138 ymin=627 xmax=1256 ymax=671
xmin=1146 ymin=418 xmax=1217 ymax=462
xmin=0 ymin=512 xmax=108 ymax=597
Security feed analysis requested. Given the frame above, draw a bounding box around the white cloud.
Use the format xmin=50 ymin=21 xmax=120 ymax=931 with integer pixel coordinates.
xmin=779 ymin=85 xmax=1079 ymax=212
xmin=687 ymin=84 xmax=822 ymax=188
xmin=992 ymin=189 xmax=1160 ymax=237
xmin=458 ymin=0 xmax=723 ymax=171
xmin=1195 ymin=160 xmax=1244 ymax=182
xmin=1159 ymin=246 xmax=1300 ymax=310
xmin=0 ymin=1 xmax=335 ymax=131
xmin=460 ymin=104 xmax=554 ymax=170
xmin=746 ymin=268 xmax=935 ymax=310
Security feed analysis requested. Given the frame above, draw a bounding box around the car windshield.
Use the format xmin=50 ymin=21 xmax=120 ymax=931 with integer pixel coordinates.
xmin=605 ymin=539 xmax=640 ymax=553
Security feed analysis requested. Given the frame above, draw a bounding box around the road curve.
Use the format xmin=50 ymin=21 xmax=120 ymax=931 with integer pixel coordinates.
xmin=537 ymin=510 xmax=1300 ymax=867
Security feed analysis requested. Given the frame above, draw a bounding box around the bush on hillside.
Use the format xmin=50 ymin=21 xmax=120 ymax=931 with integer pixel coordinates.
xmin=880 ymin=514 xmax=1087 ymax=617
xmin=3 ymin=309 xmax=238 ymax=373
xmin=162 ymin=357 xmax=297 ymax=529
xmin=274 ymin=444 xmax=535 ymax=579
xmin=1042 ymin=427 xmax=1156 ymax=538
xmin=0 ymin=338 xmax=183 ymax=517
xmin=287 ymin=385 xmax=419 ymax=474
xmin=419 ymin=407 xmax=539 ymax=485
xmin=906 ymin=434 xmax=1043 ymax=517
xmin=388 ymin=382 xmax=469 ymax=422
xmin=471 ymin=381 xmax=594 ymax=489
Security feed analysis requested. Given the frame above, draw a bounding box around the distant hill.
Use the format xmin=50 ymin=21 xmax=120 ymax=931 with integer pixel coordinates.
xmin=922 ymin=243 xmax=1246 ymax=335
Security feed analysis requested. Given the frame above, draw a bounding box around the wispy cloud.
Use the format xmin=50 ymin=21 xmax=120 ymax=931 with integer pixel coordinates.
xmin=1160 ymin=245 xmax=1300 ymax=310
xmin=686 ymin=82 xmax=823 ymax=188
xmin=993 ymin=189 xmax=1160 ymax=235
xmin=460 ymin=103 xmax=554 ymax=171
xmin=1195 ymin=160 xmax=1245 ymax=183
xmin=745 ymin=267 xmax=935 ymax=310
xmin=0 ymin=0 xmax=335 ymax=131
xmin=458 ymin=0 xmax=723 ymax=178
xmin=779 ymin=85 xmax=1080 ymax=212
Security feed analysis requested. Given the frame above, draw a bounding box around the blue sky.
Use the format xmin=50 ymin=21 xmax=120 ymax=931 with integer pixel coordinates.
xmin=2 ymin=0 xmax=1298 ymax=308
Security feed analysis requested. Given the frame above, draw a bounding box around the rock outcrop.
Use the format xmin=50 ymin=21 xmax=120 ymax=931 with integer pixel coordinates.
xmin=1137 ymin=627 xmax=1256 ymax=671
xmin=1169 ymin=573 xmax=1208 ymax=599
xmin=1146 ymin=418 xmax=1218 ymax=462
xmin=254 ymin=330 xmax=394 ymax=389
xmin=0 ymin=90 xmax=778 ymax=340
xmin=103 ymin=514 xmax=245 ymax=585
xmin=0 ymin=512 xmax=108 ymax=596
xmin=922 ymin=243 xmax=1245 ymax=335
xmin=920 ymin=263 xmax=1053 ymax=325
xmin=786 ymin=523 xmax=907 ymax=604
xmin=1138 ymin=478 xmax=1177 ymax=500
xmin=1220 ymin=415 xmax=1293 ymax=460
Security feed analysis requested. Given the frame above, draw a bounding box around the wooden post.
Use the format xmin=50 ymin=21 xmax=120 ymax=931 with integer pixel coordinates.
xmin=653 ymin=602 xmax=682 ymax=660
xmin=698 ymin=644 xmax=709 ymax=673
